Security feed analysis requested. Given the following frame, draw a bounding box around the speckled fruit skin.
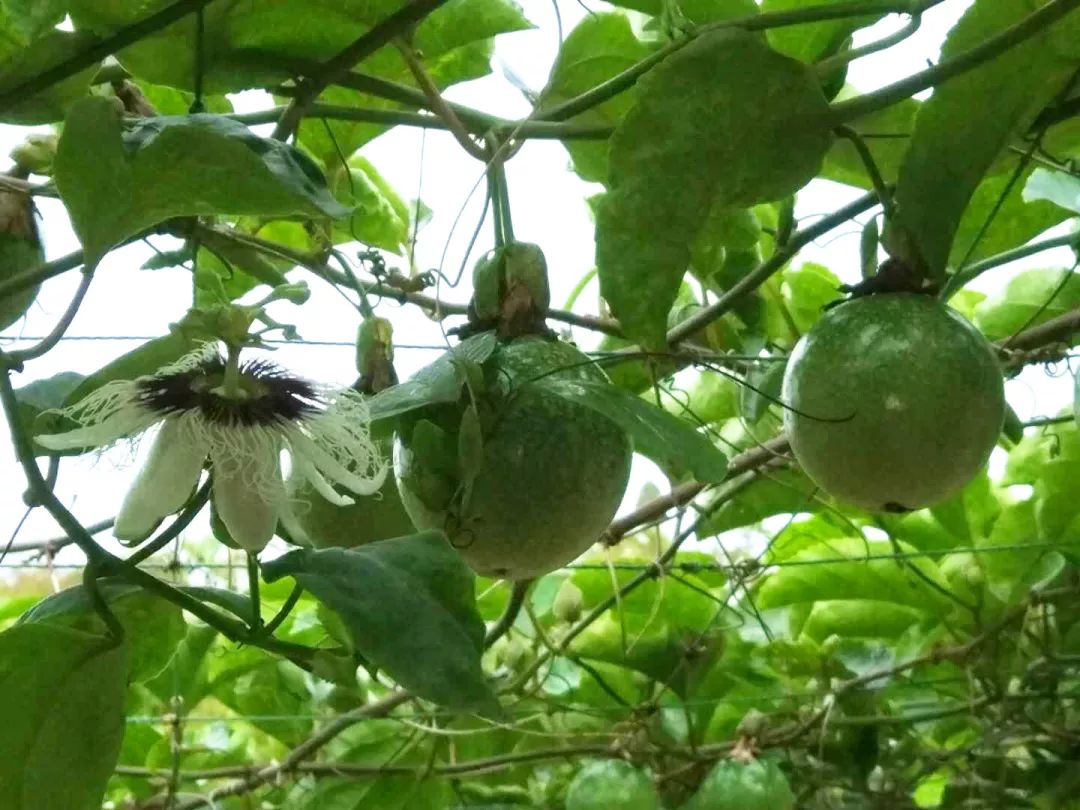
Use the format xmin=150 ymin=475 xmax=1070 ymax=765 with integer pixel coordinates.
xmin=565 ymin=760 xmax=659 ymax=810
xmin=683 ymin=760 xmax=793 ymax=810
xmin=782 ymin=293 xmax=1005 ymax=511
xmin=286 ymin=427 xmax=416 ymax=548
xmin=394 ymin=338 xmax=632 ymax=581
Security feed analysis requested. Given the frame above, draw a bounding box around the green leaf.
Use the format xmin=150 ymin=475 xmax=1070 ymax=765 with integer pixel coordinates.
xmin=0 ymin=0 xmax=66 ymax=46
xmin=12 ymin=371 xmax=84 ymax=456
xmin=538 ymin=12 xmax=654 ymax=184
xmin=0 ymin=30 xmax=99 ymax=123
xmin=1024 ymin=166 xmax=1080 ymax=214
xmin=601 ymin=0 xmax=755 ymax=22
xmin=699 ymin=468 xmax=820 ymax=536
xmin=367 ymin=332 xmax=498 ymax=423
xmin=541 ymin=377 xmax=728 ymax=483
xmin=296 ymin=0 xmax=532 ymax=164
xmin=755 ymin=538 xmax=955 ymax=614
xmin=65 ymin=327 xmax=202 ymax=410
xmin=596 ymin=29 xmax=832 ymax=346
xmin=823 ymin=95 xmax=919 ymax=189
xmin=978 ymin=499 xmax=1069 ymax=603
xmin=53 ymin=97 xmax=349 ymax=267
xmin=762 ymin=0 xmax=885 ymax=63
xmin=740 ymin=359 xmax=787 ymax=424
xmin=949 ymin=166 xmax=1070 ymax=269
xmin=973 ymin=268 xmax=1080 ymax=341
xmin=261 ymin=532 xmax=499 ymax=714
xmin=19 ymin=581 xmax=185 ymax=683
xmin=893 ymin=0 xmax=1080 ymax=279
xmin=782 ymin=262 xmax=842 ymax=332
xmin=800 ymin=600 xmax=924 ymax=641
xmin=331 ymin=157 xmax=412 ymax=253
xmin=0 ymin=624 xmax=127 ymax=810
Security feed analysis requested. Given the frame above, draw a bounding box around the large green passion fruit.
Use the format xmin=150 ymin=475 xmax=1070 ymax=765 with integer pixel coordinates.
xmin=394 ymin=337 xmax=632 ymax=580
xmin=782 ymin=293 xmax=1005 ymax=511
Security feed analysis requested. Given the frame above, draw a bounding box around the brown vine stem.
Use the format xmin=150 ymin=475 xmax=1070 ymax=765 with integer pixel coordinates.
xmin=192 ymin=223 xmax=625 ymax=337
xmin=157 ymin=690 xmax=412 ymax=810
xmin=122 ymin=743 xmax=612 ymax=786
xmin=271 ymin=0 xmax=451 ymax=141
xmin=0 ymin=0 xmax=220 ymax=114
xmin=999 ymin=305 xmax=1080 ymax=350
xmin=663 ymin=191 xmax=880 ymax=347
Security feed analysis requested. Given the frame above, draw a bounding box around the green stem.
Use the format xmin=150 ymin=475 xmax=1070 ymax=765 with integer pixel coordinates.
xmin=665 ymin=190 xmax=880 ymax=345
xmin=814 ymin=11 xmax=922 ymax=76
xmin=831 ymin=0 xmax=1080 ymax=123
xmin=222 ymin=344 xmax=242 ymax=398
xmin=83 ymin=560 xmax=125 ymax=641
xmin=246 ymin=553 xmax=263 ymax=631
xmin=271 ymin=0 xmax=452 ymax=140
xmin=126 ymin=480 xmax=211 ymax=566
xmin=941 ymin=232 xmax=1080 ymax=299
xmin=259 ymin=583 xmax=304 ymax=639
xmin=234 ymin=103 xmax=612 ymax=140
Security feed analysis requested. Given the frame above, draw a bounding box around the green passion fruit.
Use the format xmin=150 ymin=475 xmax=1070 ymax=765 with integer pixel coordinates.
xmin=782 ymin=293 xmax=1005 ymax=511
xmin=682 ymin=759 xmax=794 ymax=810
xmin=565 ymin=760 xmax=660 ymax=810
xmin=286 ymin=424 xmax=416 ymax=548
xmin=394 ymin=337 xmax=632 ymax=580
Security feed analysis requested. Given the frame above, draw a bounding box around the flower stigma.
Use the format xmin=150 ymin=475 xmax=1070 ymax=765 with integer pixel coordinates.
xmin=36 ymin=344 xmax=387 ymax=552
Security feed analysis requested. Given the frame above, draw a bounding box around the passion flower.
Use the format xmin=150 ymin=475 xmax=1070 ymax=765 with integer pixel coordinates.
xmin=36 ymin=345 xmax=386 ymax=551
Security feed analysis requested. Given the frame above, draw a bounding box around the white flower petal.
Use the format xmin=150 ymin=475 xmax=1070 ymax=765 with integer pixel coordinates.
xmin=114 ymin=416 xmax=210 ymax=544
xmin=283 ymin=424 xmax=387 ymax=497
xmin=289 ymin=449 xmax=356 ymax=507
xmin=210 ymin=427 xmax=284 ymax=553
xmin=36 ymin=404 xmax=159 ymax=451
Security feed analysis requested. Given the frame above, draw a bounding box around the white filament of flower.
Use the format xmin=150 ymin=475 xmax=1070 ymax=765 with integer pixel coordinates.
xmin=36 ymin=344 xmax=387 ymax=552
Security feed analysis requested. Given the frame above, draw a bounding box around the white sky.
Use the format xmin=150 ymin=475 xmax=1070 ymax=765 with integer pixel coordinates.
xmin=0 ymin=0 xmax=1074 ymax=571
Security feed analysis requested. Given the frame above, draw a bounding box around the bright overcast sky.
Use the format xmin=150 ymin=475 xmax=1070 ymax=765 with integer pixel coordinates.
xmin=0 ymin=0 xmax=1073 ymax=569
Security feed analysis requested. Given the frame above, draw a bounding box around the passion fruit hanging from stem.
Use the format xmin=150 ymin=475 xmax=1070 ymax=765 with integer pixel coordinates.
xmin=781 ymin=292 xmax=1005 ymax=511
xmin=394 ymin=335 xmax=632 ymax=580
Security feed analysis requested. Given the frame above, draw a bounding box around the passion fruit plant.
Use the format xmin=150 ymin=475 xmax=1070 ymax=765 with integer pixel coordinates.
xmin=3 ymin=1 xmax=1080 ymax=809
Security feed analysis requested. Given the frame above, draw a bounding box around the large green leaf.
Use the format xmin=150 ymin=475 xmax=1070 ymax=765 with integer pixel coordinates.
xmin=763 ymin=0 xmax=884 ymax=63
xmin=262 ymin=531 xmax=499 ymax=714
xmin=65 ymin=327 xmax=202 ymax=409
xmin=538 ymin=12 xmax=654 ymax=184
xmin=1024 ymin=166 xmax=1080 ymax=214
xmin=799 ymin=600 xmax=925 ymax=642
xmin=755 ymin=538 xmax=955 ymax=614
xmin=541 ymin=377 xmax=728 ymax=482
xmin=893 ymin=0 xmax=1080 ymax=279
xmin=595 ymin=29 xmax=832 ymax=346
xmin=973 ymin=268 xmax=1080 ymax=340
xmin=0 ymin=30 xmax=99 ymax=123
xmin=0 ymin=624 xmax=127 ymax=810
xmin=699 ymin=468 xmax=821 ymax=536
xmin=330 ymin=157 xmax=412 ymax=253
xmin=19 ymin=581 xmax=185 ymax=683
xmin=366 ymin=331 xmax=497 ymax=424
xmin=600 ymin=0 xmax=756 ymax=22
xmin=12 ymin=371 xmax=84 ymax=456
xmin=53 ymin=97 xmax=349 ymax=267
